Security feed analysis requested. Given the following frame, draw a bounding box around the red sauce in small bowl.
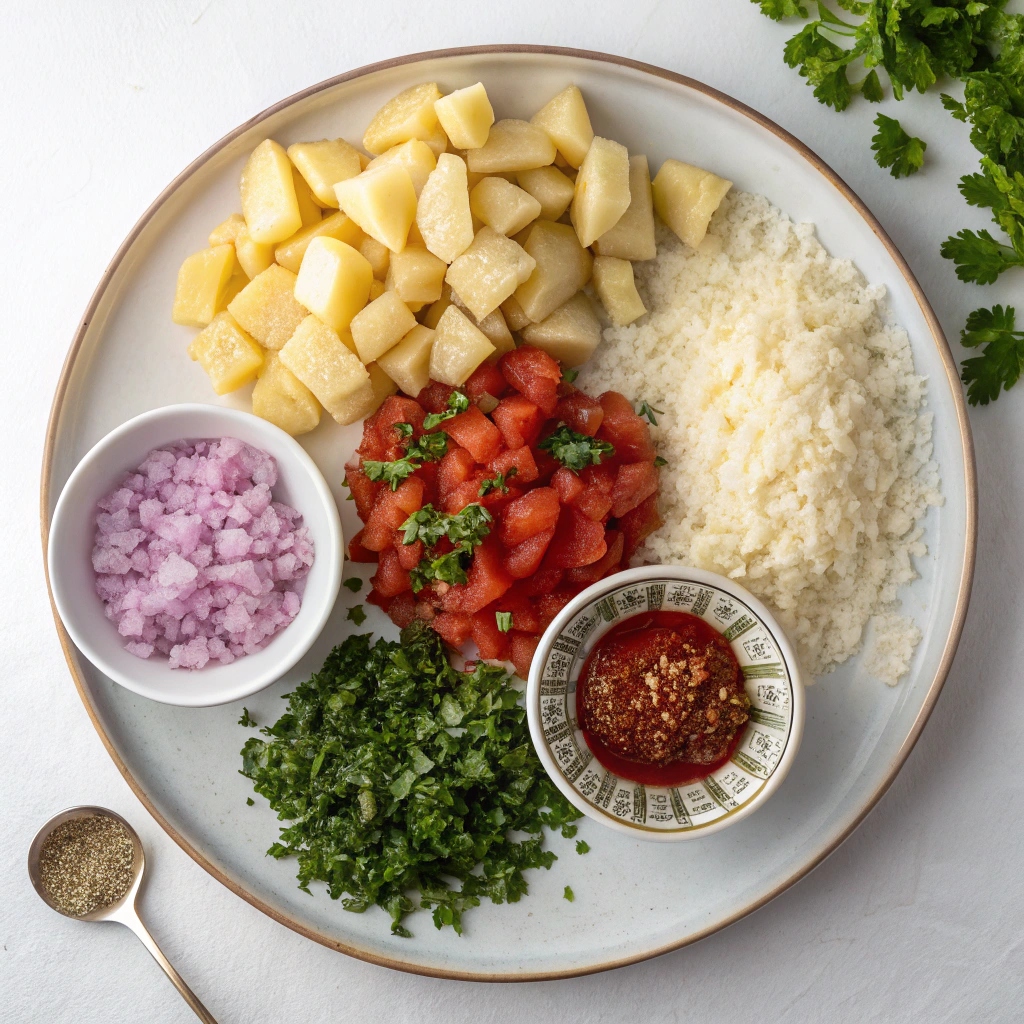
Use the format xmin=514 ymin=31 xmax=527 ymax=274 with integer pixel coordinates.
xmin=576 ymin=610 xmax=750 ymax=787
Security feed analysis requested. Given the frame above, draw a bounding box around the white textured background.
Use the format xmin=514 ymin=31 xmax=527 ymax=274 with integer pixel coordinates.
xmin=4 ymin=1 xmax=1024 ymax=1020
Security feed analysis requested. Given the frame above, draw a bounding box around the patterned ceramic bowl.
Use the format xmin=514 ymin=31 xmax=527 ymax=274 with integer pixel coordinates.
xmin=527 ymin=566 xmax=805 ymax=841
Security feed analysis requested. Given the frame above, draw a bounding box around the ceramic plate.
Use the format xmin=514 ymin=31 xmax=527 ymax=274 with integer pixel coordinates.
xmin=41 ymin=46 xmax=975 ymax=981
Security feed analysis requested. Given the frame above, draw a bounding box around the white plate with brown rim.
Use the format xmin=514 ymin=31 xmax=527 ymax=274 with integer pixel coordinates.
xmin=41 ymin=45 xmax=975 ymax=981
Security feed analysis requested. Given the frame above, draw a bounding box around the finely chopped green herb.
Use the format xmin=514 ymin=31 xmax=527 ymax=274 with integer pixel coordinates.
xmin=240 ymin=623 xmax=582 ymax=936
xmin=38 ymin=816 xmax=135 ymax=918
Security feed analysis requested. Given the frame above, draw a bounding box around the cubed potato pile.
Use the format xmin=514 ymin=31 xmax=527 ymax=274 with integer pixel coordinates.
xmin=172 ymin=81 xmax=732 ymax=436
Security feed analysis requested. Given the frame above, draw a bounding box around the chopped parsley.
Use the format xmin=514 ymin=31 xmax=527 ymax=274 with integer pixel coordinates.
xmin=238 ymin=708 xmax=257 ymax=728
xmin=239 ymin=623 xmax=582 ymax=936
xmin=654 ymin=455 xmax=668 ymax=468
xmin=478 ymin=466 xmax=517 ymax=496
xmin=871 ymin=114 xmax=926 ymax=179
xmin=575 ymin=839 xmax=590 ymax=855
xmin=363 ymin=429 xmax=450 ymax=491
xmin=422 ymin=390 xmax=470 ymax=429
xmin=495 ymin=611 xmax=513 ymax=633
xmin=343 ymin=578 xmax=363 ymax=593
xmin=563 ymin=885 xmax=575 ymax=902
xmin=246 ymin=797 xmax=254 ymax=806
xmin=347 ymin=605 xmax=367 ymax=626
xmin=637 ymin=400 xmax=664 ymax=426
xmin=538 ymin=425 xmax=615 ymax=472
xmin=561 ymin=367 xmax=580 ymax=383
xmin=401 ymin=503 xmax=493 ymax=593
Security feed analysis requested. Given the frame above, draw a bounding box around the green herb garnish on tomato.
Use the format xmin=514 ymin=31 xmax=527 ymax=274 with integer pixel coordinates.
xmin=538 ymin=426 xmax=615 ymax=472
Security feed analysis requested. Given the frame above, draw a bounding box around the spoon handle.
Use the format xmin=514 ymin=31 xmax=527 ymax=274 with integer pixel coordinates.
xmin=120 ymin=907 xmax=218 ymax=1023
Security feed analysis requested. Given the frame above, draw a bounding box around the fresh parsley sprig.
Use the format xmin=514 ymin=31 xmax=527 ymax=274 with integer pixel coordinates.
xmin=363 ymin=429 xmax=450 ymax=490
xmin=401 ymin=503 xmax=493 ymax=592
xmin=422 ymin=391 xmax=470 ymax=430
xmin=478 ymin=467 xmax=518 ymax=496
xmin=538 ymin=426 xmax=615 ymax=472
xmin=959 ymin=304 xmax=1024 ymax=405
xmin=871 ymin=113 xmax=926 ymax=178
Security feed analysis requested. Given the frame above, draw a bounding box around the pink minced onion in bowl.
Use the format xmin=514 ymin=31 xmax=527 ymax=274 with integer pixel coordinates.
xmin=92 ymin=437 xmax=314 ymax=670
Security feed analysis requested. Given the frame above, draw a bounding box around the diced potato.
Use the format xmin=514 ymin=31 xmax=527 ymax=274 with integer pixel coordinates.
xmin=217 ymin=266 xmax=250 ymax=313
xmin=530 ymin=86 xmax=594 ymax=168
xmin=274 ymin=212 xmax=364 ymax=274
xmin=227 ymin=264 xmax=308 ymax=350
xmin=434 ymin=83 xmax=495 ymax=149
xmin=517 ymin=166 xmax=576 ymax=221
xmin=366 ymin=362 xmax=399 ymax=409
xmin=252 ymin=352 xmax=321 ymax=436
xmin=416 ymin=153 xmax=474 ymax=264
xmin=387 ymin=244 xmax=447 ymax=304
xmin=429 ymin=305 xmax=496 ymax=385
xmin=293 ymin=236 xmax=373 ymax=332
xmin=500 ymin=294 xmax=532 ymax=331
xmin=209 ymin=213 xmax=275 ymax=280
xmin=172 ymin=244 xmax=236 ymax=327
xmin=422 ymin=122 xmax=449 ymax=159
xmin=363 ymin=82 xmax=443 ymax=155
xmin=335 ymin=163 xmax=417 ymax=253
xmin=240 ymin=139 xmax=302 ymax=244
xmin=592 ymin=256 xmax=647 ymax=325
xmin=571 ymin=136 xmax=631 ymax=248
xmin=350 ymin=290 xmax=417 ymax=363
xmin=445 ymin=226 xmax=536 ymax=320
xmin=359 ymin=235 xmax=391 ymax=280
xmin=465 ymin=120 xmax=556 ymax=174
xmin=421 ymin=282 xmax=453 ymax=329
xmin=292 ymin=167 xmax=323 ymax=225
xmin=470 ymin=177 xmax=542 ymax=236
xmin=366 ymin=139 xmax=436 ymax=197
xmin=287 ymin=139 xmax=362 ymax=206
xmin=359 ymin=153 xmax=371 ymax=170
xmin=521 ymin=291 xmax=602 ymax=366
xmin=592 ymin=154 xmax=657 ymax=261
xmin=368 ymin=278 xmax=386 ymax=301
xmin=450 ymin=290 xmax=515 ymax=358
xmin=467 ymin=169 xmax=516 ymax=190
xmin=279 ymin=314 xmax=371 ymax=424
xmin=187 ymin=312 xmax=264 ymax=394
xmin=652 ymin=159 xmax=732 ymax=249
xmin=376 ymin=324 xmax=435 ymax=396
xmin=513 ymin=220 xmax=593 ymax=323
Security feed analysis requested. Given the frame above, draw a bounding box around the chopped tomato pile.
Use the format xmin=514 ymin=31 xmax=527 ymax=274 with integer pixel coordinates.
xmin=346 ymin=345 xmax=662 ymax=679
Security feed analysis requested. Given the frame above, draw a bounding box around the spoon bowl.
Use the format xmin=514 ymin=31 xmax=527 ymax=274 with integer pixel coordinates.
xmin=29 ymin=806 xmax=217 ymax=1023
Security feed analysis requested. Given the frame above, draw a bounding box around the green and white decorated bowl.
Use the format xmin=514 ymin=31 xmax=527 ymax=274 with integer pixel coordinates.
xmin=527 ymin=565 xmax=806 ymax=841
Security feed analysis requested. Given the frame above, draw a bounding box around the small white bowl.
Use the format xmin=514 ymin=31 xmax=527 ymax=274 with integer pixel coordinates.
xmin=527 ymin=566 xmax=805 ymax=841
xmin=48 ymin=404 xmax=343 ymax=707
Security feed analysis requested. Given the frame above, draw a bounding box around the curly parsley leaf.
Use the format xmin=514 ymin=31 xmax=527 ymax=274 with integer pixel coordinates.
xmin=756 ymin=0 xmax=808 ymax=19
xmin=871 ymin=114 xmax=927 ymax=177
xmin=478 ymin=467 xmax=517 ymax=496
xmin=959 ymin=304 xmax=1024 ymax=404
xmin=240 ymin=624 xmax=583 ymax=936
xmin=343 ymin=577 xmax=363 ymax=593
xmin=346 ymin=605 xmax=367 ymax=626
xmin=538 ymin=426 xmax=615 ymax=472
xmin=422 ymin=391 xmax=470 ymax=430
xmin=495 ymin=611 xmax=513 ymax=633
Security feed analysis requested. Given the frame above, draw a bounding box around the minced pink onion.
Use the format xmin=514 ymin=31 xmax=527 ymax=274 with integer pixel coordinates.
xmin=92 ymin=437 xmax=314 ymax=670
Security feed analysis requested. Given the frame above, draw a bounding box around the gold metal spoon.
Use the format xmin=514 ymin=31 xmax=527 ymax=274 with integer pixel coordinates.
xmin=28 ymin=806 xmax=218 ymax=1024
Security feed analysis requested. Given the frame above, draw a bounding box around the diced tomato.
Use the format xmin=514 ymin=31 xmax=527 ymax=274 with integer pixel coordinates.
xmin=366 ymin=588 xmax=390 ymax=610
xmin=347 ymin=530 xmax=378 ymax=563
xmin=619 ymin=493 xmax=663 ymax=559
xmin=503 ymin=526 xmax=555 ymax=578
xmin=544 ymin=506 xmax=608 ymax=569
xmin=500 ymin=346 xmax=561 ymax=415
xmin=437 ymin=446 xmax=476 ymax=502
xmin=442 ymin=536 xmax=513 ymax=614
xmin=566 ymin=529 xmax=624 ymax=586
xmin=391 ymin=476 xmax=426 ymax=515
xmin=537 ymin=592 xmax=574 ymax=631
xmin=552 ymin=466 xmax=586 ymax=505
xmin=361 ymin=477 xmax=424 ymax=550
xmin=375 ymin=396 xmax=426 ymax=450
xmin=356 ymin=416 xmax=386 ymax=461
xmin=444 ymin=405 xmax=503 ymax=463
xmin=610 ymin=461 xmax=660 ymax=518
xmin=493 ymin=590 xmax=543 ymax=634
xmin=417 ymin=380 xmax=456 ymax=414
xmin=531 ymin=447 xmax=560 ymax=486
xmin=464 ymin=362 xmax=508 ymax=402
xmin=395 ymin=537 xmax=423 ymax=570
xmin=345 ymin=464 xmax=382 ymax=522
xmin=498 ymin=487 xmax=561 ymax=547
xmin=445 ymin=478 xmax=486 ymax=514
xmin=520 ymin=567 xmax=564 ymax=596
xmin=509 ymin=633 xmax=540 ymax=679
xmin=597 ymin=391 xmax=656 ymax=463
xmin=488 ymin=446 xmax=539 ymax=485
xmin=431 ymin=611 xmax=472 ymax=648
xmin=492 ymin=393 xmax=543 ymax=450
xmin=470 ymin=610 xmax=511 ymax=660
xmin=371 ymin=546 xmax=412 ymax=598
xmin=556 ymin=390 xmax=605 ymax=436
xmin=573 ymin=463 xmax=616 ymax=522
xmin=413 ymin=460 xmax=439 ymax=507
xmin=387 ymin=591 xmax=416 ymax=629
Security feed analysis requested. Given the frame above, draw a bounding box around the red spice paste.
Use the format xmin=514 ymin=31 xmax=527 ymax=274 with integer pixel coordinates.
xmin=576 ymin=610 xmax=751 ymax=786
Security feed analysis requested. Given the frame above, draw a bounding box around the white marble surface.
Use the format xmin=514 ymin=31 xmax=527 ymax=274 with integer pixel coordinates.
xmin=3 ymin=1 xmax=1023 ymax=1020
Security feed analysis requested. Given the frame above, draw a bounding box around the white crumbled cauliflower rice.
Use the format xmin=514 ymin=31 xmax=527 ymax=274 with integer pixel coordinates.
xmin=577 ymin=192 xmax=942 ymax=684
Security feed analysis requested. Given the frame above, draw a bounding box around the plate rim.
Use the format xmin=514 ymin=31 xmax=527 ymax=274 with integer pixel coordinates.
xmin=38 ymin=43 xmax=978 ymax=982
